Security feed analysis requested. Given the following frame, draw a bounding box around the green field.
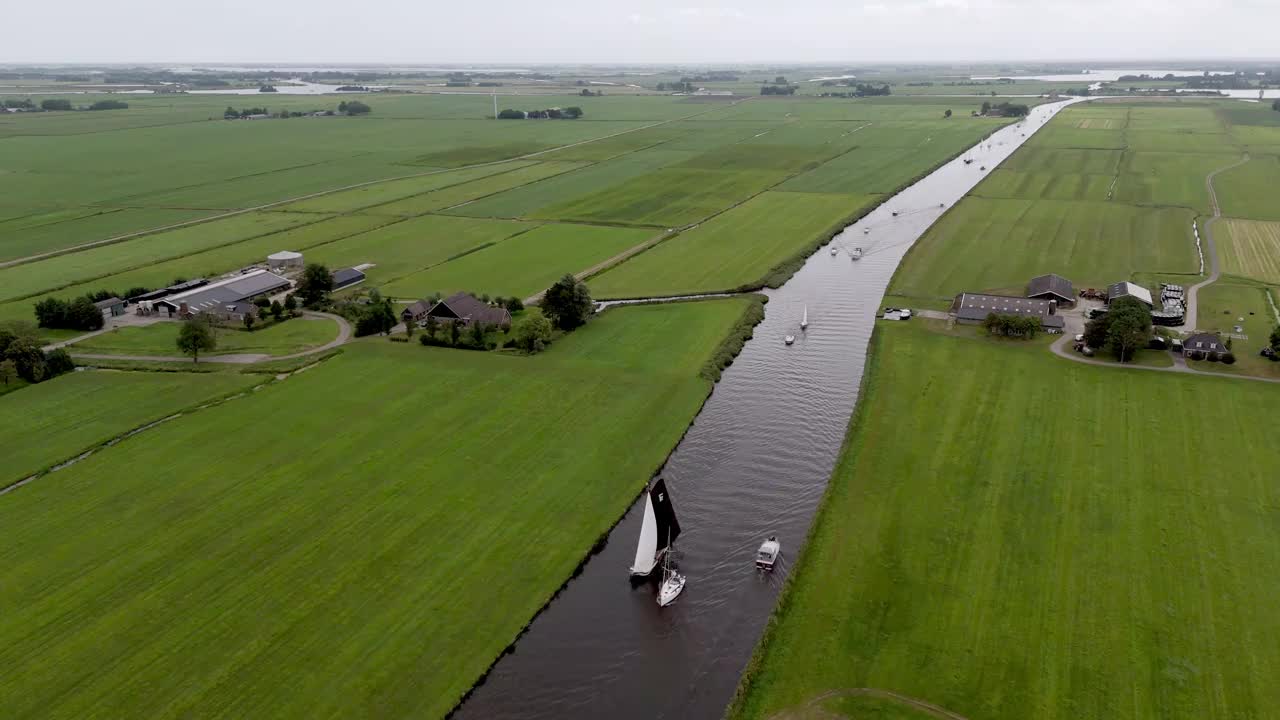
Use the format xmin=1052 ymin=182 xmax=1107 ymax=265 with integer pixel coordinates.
xmin=731 ymin=322 xmax=1280 ymax=720
xmin=0 ymin=207 xmax=215 ymax=263
xmin=1191 ymin=280 xmax=1280 ymax=380
xmin=591 ymin=191 xmax=876 ymax=297
xmin=0 ymin=370 xmax=260 ymax=488
xmin=1218 ymin=218 xmax=1280 ymax=284
xmin=381 ymin=223 xmax=655 ymax=300
xmin=276 ymin=161 xmax=535 ymax=214
xmin=1214 ymin=155 xmax=1280 ymax=221
xmin=73 ymin=317 xmax=340 ymax=357
xmin=0 ymin=298 xmax=755 ymax=719
xmin=535 ymin=166 xmax=783 ymax=226
xmin=891 ymin=197 xmax=1198 ymax=305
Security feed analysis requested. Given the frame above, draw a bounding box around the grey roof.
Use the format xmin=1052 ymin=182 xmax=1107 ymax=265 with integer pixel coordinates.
xmin=1107 ymin=281 xmax=1153 ymax=307
xmin=93 ymin=297 xmax=124 ymax=309
xmin=953 ymin=292 xmax=1065 ymax=329
xmin=428 ymin=292 xmax=512 ymax=326
xmin=402 ymin=300 xmax=431 ymax=317
xmin=1185 ymin=333 xmax=1227 ymax=353
xmin=157 ymin=270 xmax=290 ymax=313
xmin=1027 ymin=274 xmax=1074 ymax=302
xmin=331 ymin=267 xmax=365 ymax=288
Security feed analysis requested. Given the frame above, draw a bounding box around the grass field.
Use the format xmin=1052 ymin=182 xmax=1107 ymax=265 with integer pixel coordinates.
xmin=0 ymin=207 xmax=215 ymax=263
xmin=0 ymin=370 xmax=260 ymax=489
xmin=890 ymin=198 xmax=1198 ymax=305
xmin=0 ymin=298 xmax=756 ymax=719
xmin=1191 ymin=280 xmax=1280 ymax=380
xmin=1214 ymin=155 xmax=1280 ymax=221
xmin=591 ymin=191 xmax=876 ymax=297
xmin=534 ymin=166 xmax=783 ymax=226
xmin=381 ymin=223 xmax=655 ymax=300
xmin=73 ymin=317 xmax=340 ymax=357
xmin=731 ymin=322 xmax=1280 ymax=720
xmin=1218 ymin=218 xmax=1280 ymax=284
xmin=276 ymin=161 xmax=535 ymax=214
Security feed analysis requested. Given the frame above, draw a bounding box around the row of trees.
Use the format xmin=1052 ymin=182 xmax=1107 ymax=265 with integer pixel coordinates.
xmin=33 ymin=295 xmax=107 ymax=332
xmin=337 ymin=100 xmax=371 ymax=115
xmin=1083 ymin=297 xmax=1152 ymax=362
xmin=760 ymin=85 xmax=797 ymax=96
xmin=980 ymin=101 xmax=1030 ymax=117
xmin=497 ymin=106 xmax=583 ymax=119
xmin=656 ymin=82 xmax=696 ymax=93
xmin=980 ymin=313 xmax=1041 ymax=339
xmin=0 ymin=323 xmax=75 ymax=386
xmin=3 ymin=98 xmax=128 ymax=112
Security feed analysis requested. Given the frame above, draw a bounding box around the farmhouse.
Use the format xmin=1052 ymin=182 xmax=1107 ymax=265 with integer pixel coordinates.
xmin=427 ymin=292 xmax=512 ymax=329
xmin=951 ymin=292 xmax=1066 ymax=330
xmin=1107 ymin=281 xmax=1153 ymax=308
xmin=400 ymin=300 xmax=431 ymax=326
xmin=1184 ymin=332 xmax=1228 ymax=357
xmin=1027 ymin=274 xmax=1074 ymax=304
xmin=154 ymin=269 xmax=291 ymax=318
xmin=331 ymin=267 xmax=366 ymax=291
xmin=93 ymin=297 xmax=126 ymax=319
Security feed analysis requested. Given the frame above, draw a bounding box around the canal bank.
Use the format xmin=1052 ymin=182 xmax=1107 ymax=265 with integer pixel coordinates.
xmin=454 ymin=98 xmax=1084 ymax=720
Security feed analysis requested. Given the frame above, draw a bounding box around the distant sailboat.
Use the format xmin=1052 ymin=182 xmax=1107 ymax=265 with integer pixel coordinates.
xmin=800 ymin=305 xmax=809 ymax=331
xmin=629 ymin=478 xmax=681 ymax=577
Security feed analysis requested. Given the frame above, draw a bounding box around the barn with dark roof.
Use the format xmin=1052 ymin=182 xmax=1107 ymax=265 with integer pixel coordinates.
xmin=427 ymin=292 xmax=512 ymax=329
xmin=951 ymin=292 xmax=1066 ymax=330
xmin=1027 ymin=274 xmax=1074 ymax=304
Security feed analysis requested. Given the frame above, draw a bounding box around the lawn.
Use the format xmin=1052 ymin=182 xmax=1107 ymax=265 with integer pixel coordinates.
xmin=0 ymin=298 xmax=756 ymax=719
xmin=731 ymin=321 xmax=1280 ymax=720
xmin=73 ymin=317 xmax=340 ymax=358
xmin=1112 ymin=152 xmax=1239 ymax=213
xmin=591 ymin=191 xmax=876 ymax=297
xmin=1218 ymin=218 xmax=1280 ymax=285
xmin=890 ymin=198 xmax=1198 ymax=305
xmin=1190 ymin=279 xmax=1280 ymax=380
xmin=0 ymin=370 xmax=259 ymax=489
xmin=381 ymin=223 xmax=655 ymax=300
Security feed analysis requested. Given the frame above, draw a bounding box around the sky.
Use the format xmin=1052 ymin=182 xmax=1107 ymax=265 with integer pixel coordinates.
xmin=4 ymin=0 xmax=1279 ymax=65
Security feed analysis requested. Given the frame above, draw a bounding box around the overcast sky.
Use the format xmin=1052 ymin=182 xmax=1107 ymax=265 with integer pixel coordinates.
xmin=5 ymin=0 xmax=1278 ymax=65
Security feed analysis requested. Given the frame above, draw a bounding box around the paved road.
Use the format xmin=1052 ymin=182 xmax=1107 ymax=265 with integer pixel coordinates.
xmin=1176 ymin=153 xmax=1250 ymax=332
xmin=70 ymin=311 xmax=351 ymax=365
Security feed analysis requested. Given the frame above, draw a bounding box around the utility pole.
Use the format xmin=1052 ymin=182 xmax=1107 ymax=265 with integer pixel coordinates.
xmin=492 ymin=91 xmax=497 ymax=119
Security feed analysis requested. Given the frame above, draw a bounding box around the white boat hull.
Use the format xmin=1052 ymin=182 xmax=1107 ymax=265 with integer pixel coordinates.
xmin=657 ymin=572 xmax=686 ymax=606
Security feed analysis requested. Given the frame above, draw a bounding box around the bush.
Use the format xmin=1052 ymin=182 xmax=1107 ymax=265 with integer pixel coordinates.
xmin=41 ymin=98 xmax=73 ymax=111
xmin=1207 ymin=352 xmax=1221 ymax=362
xmin=45 ymin=348 xmax=75 ymax=377
xmin=1220 ymin=352 xmax=1236 ymax=365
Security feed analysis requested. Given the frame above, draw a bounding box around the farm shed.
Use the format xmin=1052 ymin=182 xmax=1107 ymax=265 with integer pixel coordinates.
xmin=427 ymin=292 xmax=512 ymax=329
xmin=1107 ymin=281 xmax=1153 ymax=308
xmin=154 ymin=270 xmax=291 ymax=318
xmin=93 ymin=297 xmax=126 ymax=318
xmin=331 ymin=267 xmax=366 ymax=291
xmin=267 ymin=250 xmax=304 ymax=272
xmin=951 ymin=292 xmax=1065 ymax=330
xmin=1027 ymin=274 xmax=1075 ymax=305
xmin=401 ymin=300 xmax=431 ymax=325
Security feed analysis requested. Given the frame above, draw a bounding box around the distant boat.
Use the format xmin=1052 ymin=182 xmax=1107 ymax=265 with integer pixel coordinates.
xmin=830 ymin=246 xmax=838 ymax=256
xmin=800 ymin=305 xmax=809 ymax=330
xmin=784 ymin=335 xmax=795 ymax=345
xmin=656 ymin=532 xmax=685 ymax=607
xmin=852 ymin=247 xmax=863 ymax=260
xmin=756 ymin=536 xmax=781 ymax=570
xmin=979 ymin=165 xmax=987 ymax=171
xmin=963 ymin=157 xmax=973 ymax=165
xmin=629 ymin=478 xmax=681 ymax=577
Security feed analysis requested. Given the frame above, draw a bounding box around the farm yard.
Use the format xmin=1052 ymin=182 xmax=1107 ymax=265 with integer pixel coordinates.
xmin=731 ymin=321 xmax=1280 ymax=720
xmin=0 ymin=299 xmax=755 ymax=719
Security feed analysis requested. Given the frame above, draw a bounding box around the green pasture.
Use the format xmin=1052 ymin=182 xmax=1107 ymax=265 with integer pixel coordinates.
xmin=1218 ymin=218 xmax=1280 ymax=285
xmin=74 ymin=316 xmax=340 ymax=358
xmin=731 ymin=321 xmax=1280 ymax=720
xmin=535 ymin=167 xmax=781 ymax=226
xmin=0 ymin=207 xmax=214 ymax=263
xmin=1214 ymin=155 xmax=1280 ymax=221
xmin=891 ymin=198 xmax=1198 ymax=304
xmin=0 ymin=212 xmax=326 ymax=304
xmin=591 ymin=191 xmax=874 ymax=297
xmin=972 ymin=169 xmax=1114 ymax=202
xmin=1191 ymin=280 xmax=1280 ymax=380
xmin=0 ymin=298 xmax=755 ymax=719
xmin=277 ymin=161 xmax=534 ymax=214
xmin=1112 ymin=152 xmax=1238 ymax=212
xmin=361 ymin=161 xmax=585 ymax=216
xmin=382 ymin=223 xmax=653 ymax=300
xmin=781 ymin=125 xmax=994 ymax=195
xmin=0 ymin=370 xmax=259 ymax=489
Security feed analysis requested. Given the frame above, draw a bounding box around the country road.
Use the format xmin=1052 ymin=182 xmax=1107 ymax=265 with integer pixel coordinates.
xmin=1177 ymin=152 xmax=1250 ymax=331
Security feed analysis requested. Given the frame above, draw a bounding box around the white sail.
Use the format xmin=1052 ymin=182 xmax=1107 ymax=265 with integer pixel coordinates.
xmin=801 ymin=305 xmax=808 ymax=329
xmin=630 ymin=492 xmax=659 ymax=575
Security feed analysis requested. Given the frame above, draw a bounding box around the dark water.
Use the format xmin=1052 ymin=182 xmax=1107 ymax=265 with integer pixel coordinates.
xmin=455 ymin=100 xmax=1077 ymax=720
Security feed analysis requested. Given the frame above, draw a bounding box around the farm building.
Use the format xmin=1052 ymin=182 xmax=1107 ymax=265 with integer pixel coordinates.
xmin=1107 ymin=281 xmax=1153 ymax=308
xmin=267 ymin=250 xmax=304 ymax=272
xmin=93 ymin=297 xmax=126 ymax=318
xmin=951 ymin=292 xmax=1066 ymax=330
xmin=154 ymin=270 xmax=291 ymax=318
xmin=1027 ymin=274 xmax=1074 ymax=304
xmin=1183 ymin=332 xmax=1229 ymax=357
xmin=426 ymin=292 xmax=512 ymax=329
xmin=400 ymin=300 xmax=432 ymax=326
xmin=202 ymin=302 xmax=260 ymax=323
xmin=130 ymin=279 xmax=208 ymax=303
xmin=331 ymin=267 xmax=366 ymax=291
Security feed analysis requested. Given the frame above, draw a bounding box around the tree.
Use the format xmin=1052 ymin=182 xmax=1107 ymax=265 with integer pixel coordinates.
xmin=497 ymin=108 xmax=525 ymax=119
xmin=296 ymin=264 xmax=333 ymax=307
xmin=540 ymin=274 xmax=593 ymax=331
xmin=33 ymin=298 xmax=69 ymax=328
xmin=1105 ymin=297 xmax=1152 ymax=362
xmin=449 ymin=320 xmax=461 ymax=345
xmin=469 ymin=320 xmax=486 ymax=347
xmin=270 ymin=300 xmax=284 ymax=321
xmin=354 ymin=290 xmax=397 ymax=337
xmin=45 ymin=348 xmax=74 ymax=377
xmin=177 ymin=318 xmax=216 ymax=363
xmin=243 ymin=313 xmax=256 ymax=331
xmin=404 ymin=315 xmax=415 ymax=338
xmin=944 ymin=109 xmax=952 ymax=118
xmin=503 ymin=296 xmax=524 ymax=313
xmin=41 ymin=98 xmax=73 ymax=111
xmin=68 ymin=296 xmax=104 ymax=331
xmin=425 ymin=315 xmax=439 ymax=339
xmin=5 ymin=337 xmax=47 ymax=382
xmin=981 ymin=101 xmax=992 ymax=115
xmin=1271 ymin=324 xmax=1280 ymax=352
xmin=283 ymin=293 xmax=298 ymax=315
xmin=0 ymin=359 xmax=14 ymax=386
xmin=563 ymin=106 xmax=584 ymax=119
xmin=342 ymin=100 xmax=371 ymax=115
xmin=512 ymin=314 xmax=552 ymax=352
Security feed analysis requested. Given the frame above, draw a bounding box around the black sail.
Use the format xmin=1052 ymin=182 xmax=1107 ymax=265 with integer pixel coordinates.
xmin=651 ymin=478 xmax=681 ymax=552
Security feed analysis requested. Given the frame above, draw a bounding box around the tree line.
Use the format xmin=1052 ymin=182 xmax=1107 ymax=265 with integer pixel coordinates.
xmin=3 ymin=98 xmax=128 ymax=112
xmin=497 ymin=106 xmax=583 ymax=119
xmin=0 ymin=323 xmax=75 ymax=388
xmin=980 ymin=101 xmax=1030 ymax=117
xmin=980 ymin=313 xmax=1042 ymax=339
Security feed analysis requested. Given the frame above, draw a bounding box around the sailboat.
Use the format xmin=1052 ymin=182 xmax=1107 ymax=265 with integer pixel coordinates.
xmin=851 ymin=247 xmax=863 ymax=260
xmin=629 ymin=478 xmax=681 ymax=577
xmin=800 ymin=305 xmax=809 ymax=331
xmin=656 ymin=531 xmax=685 ymax=607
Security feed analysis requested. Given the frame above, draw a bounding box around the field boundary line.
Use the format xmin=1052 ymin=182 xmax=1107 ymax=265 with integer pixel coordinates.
xmin=1178 ymin=152 xmax=1250 ymax=331
xmin=0 ymin=99 xmax=754 ymax=271
xmin=764 ymin=688 xmax=970 ymax=720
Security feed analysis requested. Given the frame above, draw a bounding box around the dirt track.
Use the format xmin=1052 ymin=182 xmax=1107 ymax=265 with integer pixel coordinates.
xmin=766 ymin=688 xmax=970 ymax=720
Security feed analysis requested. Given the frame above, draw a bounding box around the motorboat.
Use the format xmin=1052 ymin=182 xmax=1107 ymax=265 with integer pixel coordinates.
xmin=851 ymin=247 xmax=863 ymax=260
xmin=756 ymin=536 xmax=781 ymax=570
xmin=979 ymin=165 xmax=987 ymax=171
xmin=784 ymin=335 xmax=795 ymax=345
xmin=830 ymin=246 xmax=838 ymax=256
